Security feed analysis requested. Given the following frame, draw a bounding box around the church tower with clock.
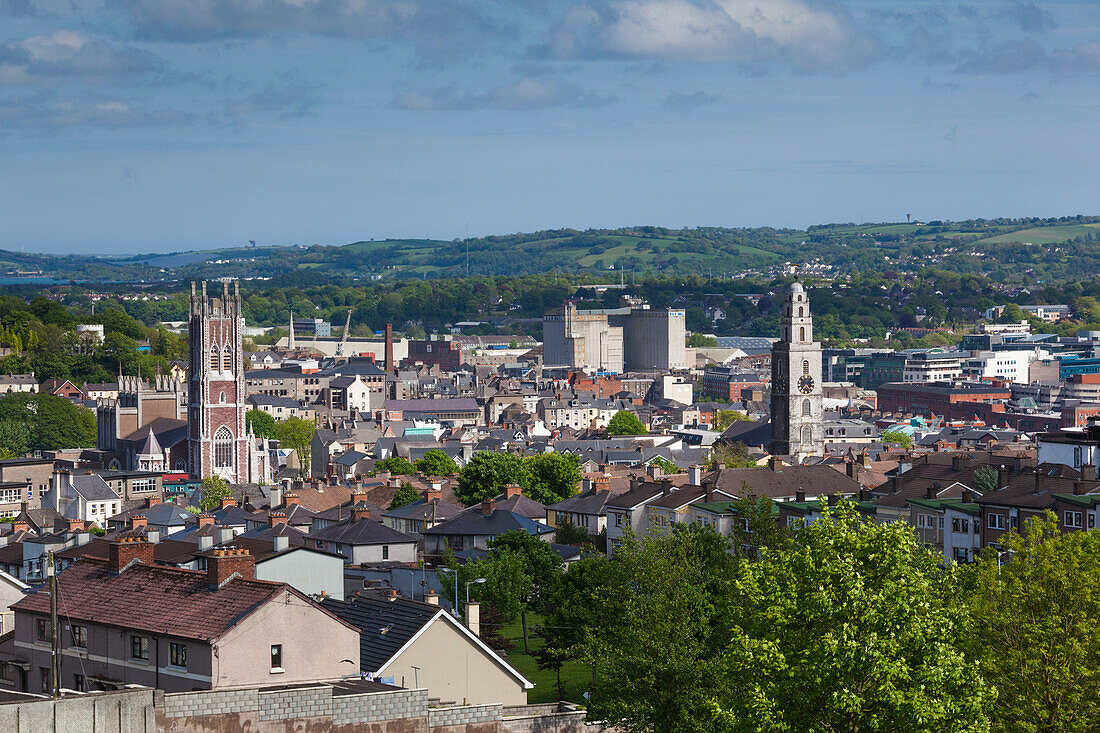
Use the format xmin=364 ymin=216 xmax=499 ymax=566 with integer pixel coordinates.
xmin=770 ymin=281 xmax=824 ymax=460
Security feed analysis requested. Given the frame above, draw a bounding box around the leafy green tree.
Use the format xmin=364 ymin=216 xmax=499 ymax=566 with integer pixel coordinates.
xmin=584 ymin=523 xmax=739 ymax=733
xmin=967 ymin=514 xmax=1100 ymax=733
xmin=415 ymin=449 xmax=458 ymax=476
xmin=387 ymin=483 xmax=419 ymax=510
xmin=712 ymin=409 xmax=751 ymax=432
xmin=245 ymin=409 xmax=277 ymax=439
xmin=715 ymin=503 xmax=991 ymax=733
xmin=997 ymin=303 xmax=1026 ymax=324
xmin=727 ymin=492 xmax=789 ymax=561
xmin=708 ymin=441 xmax=758 ymax=469
xmin=375 ymin=456 xmax=416 ymax=476
xmin=456 ymin=452 xmax=529 ymax=505
xmin=553 ymin=520 xmax=590 ymax=546
xmin=0 ymin=419 xmax=29 ymax=458
xmin=973 ymin=465 xmax=1000 ymax=494
xmin=584 ymin=507 xmax=992 ymax=733
xmin=273 ymin=416 xmax=315 ymax=477
xmin=523 ymin=452 xmax=581 ymax=504
xmin=648 ymin=456 xmax=681 ymax=475
xmin=0 ymin=393 xmax=95 ymax=452
xmin=606 ymin=410 xmax=646 ymax=436
xmin=879 ymin=427 xmax=913 ymax=447
xmin=687 ymin=333 xmax=718 ymax=347
xmin=199 ymin=476 xmax=233 ymax=511
xmin=483 ymin=530 xmax=565 ymax=653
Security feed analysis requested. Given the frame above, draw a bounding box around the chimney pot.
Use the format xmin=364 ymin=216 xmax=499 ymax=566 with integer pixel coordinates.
xmin=795 ymin=489 xmax=806 ymax=502
xmin=207 ymin=547 xmax=254 ymax=589
xmin=108 ymin=537 xmax=154 ymax=574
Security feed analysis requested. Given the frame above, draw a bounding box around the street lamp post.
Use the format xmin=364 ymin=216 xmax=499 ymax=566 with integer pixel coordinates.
xmin=466 ymin=578 xmax=486 ymax=609
xmin=440 ymin=567 xmax=458 ymax=616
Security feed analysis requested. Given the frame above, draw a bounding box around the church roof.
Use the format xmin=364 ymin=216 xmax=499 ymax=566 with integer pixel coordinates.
xmin=137 ymin=429 xmax=162 ymax=457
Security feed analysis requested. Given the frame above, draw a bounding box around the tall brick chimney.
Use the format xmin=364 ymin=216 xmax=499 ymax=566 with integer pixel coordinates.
xmin=197 ymin=513 xmax=216 ymax=526
xmin=481 ymin=499 xmax=495 ymax=516
xmin=284 ymin=493 xmax=300 ymax=507
xmin=269 ymin=511 xmax=288 ymax=527
xmin=220 ymin=496 xmax=235 ymax=509
xmin=424 ymin=487 xmax=442 ymax=503
xmin=353 ymin=506 xmax=372 ymax=522
xmin=129 ymin=515 xmax=148 ymax=530
xmin=207 ymin=547 xmax=255 ymax=590
xmin=504 ymin=484 xmax=522 ymax=499
xmin=109 ymin=537 xmax=155 ymax=574
xmin=385 ymin=323 xmax=394 ymax=373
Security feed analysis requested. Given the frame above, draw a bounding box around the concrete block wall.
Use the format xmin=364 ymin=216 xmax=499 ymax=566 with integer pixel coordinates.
xmin=0 ymin=689 xmax=157 ymax=733
xmin=502 ymin=711 xmax=610 ymax=733
xmin=330 ymin=689 xmax=429 ymax=725
xmin=161 ymin=687 xmax=259 ymax=718
xmin=428 ymin=703 xmax=501 ymax=728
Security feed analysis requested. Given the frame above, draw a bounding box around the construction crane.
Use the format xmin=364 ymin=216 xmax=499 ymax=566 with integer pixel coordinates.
xmin=336 ymin=309 xmax=352 ymax=357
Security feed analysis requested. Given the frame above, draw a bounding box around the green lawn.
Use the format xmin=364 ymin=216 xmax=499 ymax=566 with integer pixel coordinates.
xmin=979 ymin=223 xmax=1100 ymax=244
xmin=498 ymin=615 xmax=591 ymax=705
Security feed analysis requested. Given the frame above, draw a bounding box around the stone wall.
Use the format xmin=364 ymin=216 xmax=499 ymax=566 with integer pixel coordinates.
xmin=428 ymin=702 xmax=501 ymax=728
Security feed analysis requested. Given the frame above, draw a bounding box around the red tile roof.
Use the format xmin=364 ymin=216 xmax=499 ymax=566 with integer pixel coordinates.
xmin=13 ymin=558 xmax=285 ymax=642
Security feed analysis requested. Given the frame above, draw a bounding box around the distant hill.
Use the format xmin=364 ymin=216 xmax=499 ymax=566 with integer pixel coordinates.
xmin=2 ymin=216 xmax=1098 ymax=283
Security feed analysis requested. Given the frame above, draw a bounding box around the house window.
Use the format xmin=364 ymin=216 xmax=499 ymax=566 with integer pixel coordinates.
xmin=1065 ymin=511 xmax=1084 ymax=529
xmin=131 ymin=635 xmax=149 ymax=660
xmin=169 ymin=642 xmax=187 ymax=668
xmin=382 ymin=545 xmax=389 ymax=560
xmin=214 ymin=426 xmax=233 ymax=469
xmin=988 ymin=514 xmax=1006 ymax=530
xmin=40 ymin=667 xmax=49 ymax=693
xmin=270 ymin=644 xmax=283 ymax=672
xmin=36 ymin=618 xmax=50 ymax=642
xmin=70 ymin=624 xmax=87 ymax=648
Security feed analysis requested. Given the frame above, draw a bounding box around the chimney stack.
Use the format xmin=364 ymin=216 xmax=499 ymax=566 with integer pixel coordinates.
xmin=846 ymin=462 xmax=858 ymax=480
xmin=795 ymin=489 xmax=806 ymax=502
xmin=129 ymin=515 xmax=148 ymax=530
xmin=504 ymin=484 xmax=522 ymax=499
xmin=424 ymin=590 xmax=439 ymax=606
xmin=273 ymin=534 xmax=289 ymax=552
xmin=269 ymin=485 xmax=283 ymax=509
xmin=197 ymin=513 xmax=215 ymax=526
xmin=926 ymin=485 xmax=937 ymax=500
xmin=220 ymin=496 xmax=235 ymax=509
xmin=284 ymin=493 xmax=300 ymax=507
xmin=827 ymin=494 xmax=838 ymax=507
xmin=688 ymin=465 xmax=702 ymax=486
xmin=1074 ymin=481 xmax=1087 ymax=496
xmin=961 ymin=489 xmax=974 ymax=503
xmin=108 ymin=537 xmax=154 ymax=574
xmin=351 ymin=489 xmax=370 ymax=505
xmin=353 ymin=506 xmax=372 ymax=522
xmin=207 ymin=547 xmax=255 ymax=590
xmin=481 ymin=499 xmax=495 ymax=516
xmin=385 ymin=324 xmax=394 ymax=373
xmin=269 ymin=511 xmax=288 ymax=527
xmin=466 ymin=601 xmax=480 ymax=637
xmin=424 ymin=487 xmax=442 ymax=503
xmin=951 ymin=456 xmax=962 ymax=472
xmin=146 ymin=496 xmax=161 ymax=507
xmin=997 ymin=465 xmax=1009 ymax=492
xmin=67 ymin=518 xmax=86 ymax=533
xmin=1083 ymin=464 xmax=1097 ymax=482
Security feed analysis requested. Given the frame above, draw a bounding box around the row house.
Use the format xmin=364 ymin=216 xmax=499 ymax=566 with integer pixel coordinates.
xmin=0 ymin=539 xmax=358 ymax=694
xmin=907 ymin=495 xmax=983 ymax=563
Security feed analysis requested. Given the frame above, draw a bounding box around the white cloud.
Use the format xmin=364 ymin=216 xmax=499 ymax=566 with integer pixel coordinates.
xmin=539 ymin=0 xmax=877 ymax=73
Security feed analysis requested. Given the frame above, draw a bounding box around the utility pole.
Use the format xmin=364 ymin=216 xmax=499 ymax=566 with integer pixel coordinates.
xmin=48 ymin=550 xmax=59 ymax=697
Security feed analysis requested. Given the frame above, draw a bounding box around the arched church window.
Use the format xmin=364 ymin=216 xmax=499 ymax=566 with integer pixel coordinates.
xmin=219 ymin=391 xmax=226 ymax=404
xmin=801 ymin=426 xmax=812 ymax=445
xmin=214 ymin=426 xmax=233 ymax=468
xmin=209 ymin=346 xmax=219 ymax=372
xmin=803 ymin=360 xmax=810 ymax=375
xmin=802 ymin=399 xmax=811 ymax=417
xmin=798 ymin=306 xmax=803 ymax=317
xmin=222 ymin=345 xmax=232 ymax=372
xmin=175 ymin=458 xmax=187 ymax=471
xmin=800 ymin=326 xmax=806 ymax=341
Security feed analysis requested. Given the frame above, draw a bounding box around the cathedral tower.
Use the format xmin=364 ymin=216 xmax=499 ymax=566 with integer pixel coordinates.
xmin=770 ymin=282 xmax=824 ymax=460
xmin=188 ymin=281 xmax=250 ymax=483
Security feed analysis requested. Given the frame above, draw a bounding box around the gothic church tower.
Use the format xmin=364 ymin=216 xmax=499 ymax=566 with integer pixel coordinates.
xmin=188 ymin=281 xmax=250 ymax=483
xmin=770 ymin=282 xmax=824 ymax=460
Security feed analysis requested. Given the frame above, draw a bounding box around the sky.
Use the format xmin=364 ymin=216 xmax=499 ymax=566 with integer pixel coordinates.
xmin=0 ymin=0 xmax=1098 ymax=255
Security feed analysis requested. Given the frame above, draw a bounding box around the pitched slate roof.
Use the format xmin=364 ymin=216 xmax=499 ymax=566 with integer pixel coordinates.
xmin=69 ymin=475 xmax=119 ymax=502
xmin=421 ymin=508 xmax=554 ymax=537
xmin=308 ymin=518 xmax=418 ymax=547
xmin=13 ymin=558 xmax=289 ymax=642
xmin=549 ymin=489 xmax=617 ymax=515
xmin=381 ymin=498 xmax=465 ymax=522
xmin=320 ymin=593 xmax=533 ymax=688
xmin=321 ymin=594 xmax=440 ymax=671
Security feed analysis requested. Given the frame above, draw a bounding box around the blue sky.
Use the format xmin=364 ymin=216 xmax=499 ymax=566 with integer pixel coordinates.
xmin=0 ymin=0 xmax=1098 ymax=254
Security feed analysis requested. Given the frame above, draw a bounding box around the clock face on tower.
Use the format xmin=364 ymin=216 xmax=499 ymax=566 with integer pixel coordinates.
xmin=798 ymin=375 xmax=815 ymax=394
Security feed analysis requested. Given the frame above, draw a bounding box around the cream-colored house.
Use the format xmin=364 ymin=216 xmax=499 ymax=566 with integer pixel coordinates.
xmin=323 ymin=593 xmax=533 ymax=706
